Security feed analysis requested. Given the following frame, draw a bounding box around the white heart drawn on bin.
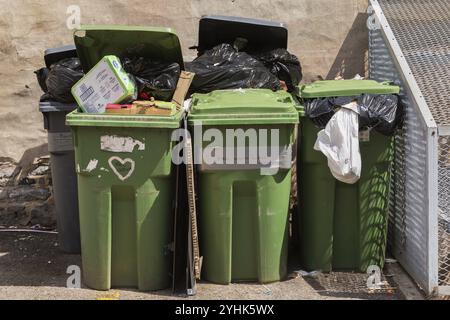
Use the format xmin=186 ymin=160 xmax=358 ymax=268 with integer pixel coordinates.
xmin=108 ymin=156 xmax=135 ymax=181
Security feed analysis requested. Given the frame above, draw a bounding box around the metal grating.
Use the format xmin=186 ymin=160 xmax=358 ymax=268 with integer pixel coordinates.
xmin=369 ymin=27 xmax=432 ymax=292
xmin=371 ymin=0 xmax=450 ymax=295
xmin=378 ymin=0 xmax=450 ymax=127
xmin=302 ymin=272 xmax=404 ymax=300
xmin=438 ymin=137 xmax=450 ymax=286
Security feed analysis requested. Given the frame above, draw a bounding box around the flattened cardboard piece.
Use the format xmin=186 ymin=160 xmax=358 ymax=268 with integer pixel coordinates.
xmin=172 ymin=120 xmax=197 ymax=296
xmin=185 ymin=134 xmax=201 ymax=280
xmin=172 ymin=71 xmax=195 ymax=109
xmin=133 ymin=101 xmax=177 ymax=116
xmin=135 ymin=107 xmax=174 ymax=116
xmin=96 ymin=71 xmax=194 ymax=117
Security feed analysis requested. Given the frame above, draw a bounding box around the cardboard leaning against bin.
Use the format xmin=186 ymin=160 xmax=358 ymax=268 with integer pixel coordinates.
xmin=67 ymin=25 xmax=192 ymax=291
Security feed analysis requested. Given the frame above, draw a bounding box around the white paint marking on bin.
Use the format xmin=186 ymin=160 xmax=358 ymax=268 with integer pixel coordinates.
xmin=85 ymin=159 xmax=98 ymax=172
xmin=108 ymin=156 xmax=135 ymax=181
xmin=100 ymin=135 xmax=145 ymax=153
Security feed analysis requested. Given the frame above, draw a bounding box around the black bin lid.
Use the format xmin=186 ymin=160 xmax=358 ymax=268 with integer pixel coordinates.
xmin=39 ymin=101 xmax=78 ymax=113
xmin=197 ymin=15 xmax=288 ymax=54
xmin=44 ymin=45 xmax=78 ymax=68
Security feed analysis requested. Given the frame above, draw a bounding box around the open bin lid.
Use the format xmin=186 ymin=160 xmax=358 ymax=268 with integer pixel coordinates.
xmin=299 ymin=80 xmax=400 ymax=99
xmin=73 ymin=25 xmax=184 ymax=72
xmin=196 ymin=15 xmax=288 ymax=54
xmin=44 ymin=45 xmax=77 ymax=68
xmin=188 ymin=89 xmax=299 ymax=126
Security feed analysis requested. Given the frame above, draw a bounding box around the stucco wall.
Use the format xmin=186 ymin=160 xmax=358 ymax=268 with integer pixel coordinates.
xmin=0 ymin=0 xmax=369 ymax=161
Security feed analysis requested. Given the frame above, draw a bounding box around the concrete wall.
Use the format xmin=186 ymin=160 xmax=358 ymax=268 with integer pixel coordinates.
xmin=0 ymin=0 xmax=369 ymax=161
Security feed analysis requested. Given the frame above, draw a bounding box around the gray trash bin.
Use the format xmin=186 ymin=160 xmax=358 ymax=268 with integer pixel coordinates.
xmin=37 ymin=45 xmax=80 ymax=253
xmin=39 ymin=101 xmax=80 ymax=253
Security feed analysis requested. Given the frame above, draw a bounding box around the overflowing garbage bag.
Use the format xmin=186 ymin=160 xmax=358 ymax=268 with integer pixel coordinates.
xmin=35 ymin=58 xmax=84 ymax=103
xmin=122 ymin=57 xmax=181 ymax=101
xmin=304 ymin=89 xmax=401 ymax=184
xmin=253 ymin=48 xmax=303 ymax=92
xmin=305 ymin=94 xmax=401 ymax=136
xmin=185 ymin=43 xmax=281 ymax=94
xmin=305 ymin=96 xmax=356 ymax=128
xmin=358 ymin=94 xmax=401 ymax=136
xmin=35 ymin=67 xmax=49 ymax=93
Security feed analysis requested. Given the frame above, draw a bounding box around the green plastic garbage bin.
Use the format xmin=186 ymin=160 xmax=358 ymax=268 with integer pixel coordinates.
xmin=188 ymin=89 xmax=299 ymax=284
xmin=66 ymin=25 xmax=184 ymax=291
xmin=296 ymin=80 xmax=400 ymax=273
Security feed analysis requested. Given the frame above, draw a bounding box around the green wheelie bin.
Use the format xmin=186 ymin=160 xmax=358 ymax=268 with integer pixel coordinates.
xmin=188 ymin=89 xmax=299 ymax=284
xmin=66 ymin=26 xmax=185 ymax=291
xmin=296 ymin=80 xmax=400 ymax=273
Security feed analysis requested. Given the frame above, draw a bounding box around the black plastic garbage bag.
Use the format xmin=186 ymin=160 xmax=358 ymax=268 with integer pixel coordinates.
xmin=43 ymin=58 xmax=84 ymax=103
xmin=254 ymin=49 xmax=302 ymax=92
xmin=122 ymin=57 xmax=180 ymax=101
xmin=305 ymin=96 xmax=357 ymax=128
xmin=34 ymin=67 xmax=49 ymax=93
xmin=304 ymin=94 xmax=402 ymax=135
xmin=358 ymin=94 xmax=401 ymax=136
xmin=185 ymin=43 xmax=281 ymax=94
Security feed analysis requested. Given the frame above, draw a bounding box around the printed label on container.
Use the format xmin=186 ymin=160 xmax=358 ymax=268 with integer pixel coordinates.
xmin=359 ymin=129 xmax=370 ymax=142
xmin=48 ymin=132 xmax=73 ymax=152
xmin=73 ymin=59 xmax=126 ymax=113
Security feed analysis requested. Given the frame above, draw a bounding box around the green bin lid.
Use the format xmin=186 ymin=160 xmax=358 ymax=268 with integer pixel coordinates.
xmin=188 ymin=89 xmax=299 ymax=126
xmin=66 ymin=109 xmax=183 ymax=129
xmin=69 ymin=25 xmax=185 ymax=128
xmin=299 ymin=80 xmax=400 ymax=99
xmin=74 ymin=25 xmax=184 ymax=72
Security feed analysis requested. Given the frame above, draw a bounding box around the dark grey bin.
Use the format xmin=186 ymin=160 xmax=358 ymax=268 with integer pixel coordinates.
xmin=39 ymin=101 xmax=80 ymax=253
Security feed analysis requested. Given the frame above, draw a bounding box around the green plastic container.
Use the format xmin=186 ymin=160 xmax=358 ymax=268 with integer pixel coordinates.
xmin=188 ymin=89 xmax=299 ymax=284
xmin=66 ymin=25 xmax=184 ymax=291
xmin=296 ymin=80 xmax=400 ymax=273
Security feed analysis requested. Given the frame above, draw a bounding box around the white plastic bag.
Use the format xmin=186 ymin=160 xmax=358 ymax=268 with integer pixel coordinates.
xmin=313 ymin=101 xmax=361 ymax=184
